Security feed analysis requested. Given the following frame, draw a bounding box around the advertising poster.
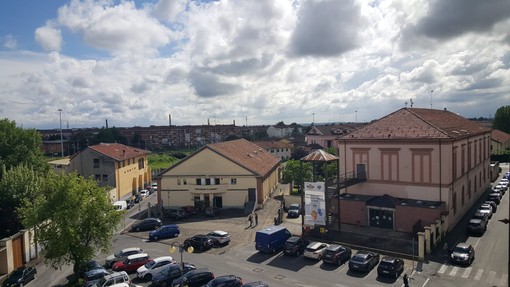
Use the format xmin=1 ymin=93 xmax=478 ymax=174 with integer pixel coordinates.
xmin=304 ymin=182 xmax=326 ymax=226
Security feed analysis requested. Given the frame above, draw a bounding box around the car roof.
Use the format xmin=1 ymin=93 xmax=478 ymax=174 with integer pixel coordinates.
xmin=211 ymin=230 xmax=228 ymax=235
xmin=380 ymin=256 xmax=399 ymax=263
xmin=212 ymin=275 xmax=238 ymax=282
xmin=127 ymin=253 xmax=149 ymax=259
xmin=104 ymin=271 xmax=128 ymax=279
xmin=121 ymin=247 xmax=142 ymax=253
xmin=186 ymin=268 xmax=211 ymax=275
xmin=290 ymin=203 xmax=300 ymax=207
xmin=307 ymin=242 xmax=325 ymax=249
xmin=326 ymin=244 xmax=344 ymax=251
xmin=455 ymin=243 xmax=471 ymax=248
xmin=84 ymin=268 xmax=108 ymax=276
xmin=469 ymin=218 xmax=482 ymax=223
xmin=286 ymin=236 xmax=301 ymax=242
xmin=153 ymin=256 xmax=174 ymax=262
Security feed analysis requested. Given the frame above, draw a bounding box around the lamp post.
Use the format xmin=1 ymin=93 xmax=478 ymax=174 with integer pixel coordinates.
xmin=169 ymin=241 xmax=194 ymax=286
xmin=58 ymin=109 xmax=64 ymax=157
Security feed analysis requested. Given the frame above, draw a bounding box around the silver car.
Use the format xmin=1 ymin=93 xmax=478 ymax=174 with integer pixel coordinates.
xmin=206 ymin=230 xmax=231 ymax=245
xmin=303 ymin=242 xmax=330 ymax=260
xmin=105 ymin=247 xmax=144 ymax=268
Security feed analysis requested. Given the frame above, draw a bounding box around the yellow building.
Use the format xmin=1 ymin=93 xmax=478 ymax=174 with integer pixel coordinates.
xmin=67 ymin=143 xmax=151 ymax=201
xmin=156 ymin=139 xmax=281 ymax=213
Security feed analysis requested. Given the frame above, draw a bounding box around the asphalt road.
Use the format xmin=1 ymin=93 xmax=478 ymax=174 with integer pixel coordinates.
xmin=21 ymin=165 xmax=510 ymax=287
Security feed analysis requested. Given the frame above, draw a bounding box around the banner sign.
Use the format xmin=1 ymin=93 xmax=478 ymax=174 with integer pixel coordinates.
xmin=304 ymin=182 xmax=326 ymax=226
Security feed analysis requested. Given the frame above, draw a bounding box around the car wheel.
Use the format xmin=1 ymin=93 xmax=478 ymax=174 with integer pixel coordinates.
xmin=153 ymin=236 xmax=159 ymax=241
xmin=136 ymin=227 xmax=141 ymax=232
xmin=174 ymin=233 xmax=179 ymax=238
xmin=144 ymin=274 xmax=152 ymax=281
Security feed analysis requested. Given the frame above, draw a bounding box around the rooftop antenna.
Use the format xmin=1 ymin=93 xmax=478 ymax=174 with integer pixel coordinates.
xmin=410 ymin=99 xmax=414 ymax=108
xmin=430 ymin=90 xmax=434 ymax=109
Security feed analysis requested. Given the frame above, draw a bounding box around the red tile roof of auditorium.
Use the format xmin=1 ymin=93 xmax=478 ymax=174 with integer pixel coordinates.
xmin=88 ymin=143 xmax=151 ymax=161
xmin=207 ymin=139 xmax=281 ymax=176
xmin=340 ymin=108 xmax=491 ymax=140
xmin=491 ymin=129 xmax=510 ymax=143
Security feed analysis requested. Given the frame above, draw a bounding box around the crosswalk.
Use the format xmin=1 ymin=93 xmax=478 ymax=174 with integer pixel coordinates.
xmin=436 ymin=264 xmax=508 ymax=286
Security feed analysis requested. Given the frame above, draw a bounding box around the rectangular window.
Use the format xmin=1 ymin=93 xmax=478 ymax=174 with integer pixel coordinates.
xmin=93 ymin=159 xmax=100 ymax=168
xmin=196 ymin=178 xmax=201 ymax=185
xmin=94 ymin=174 xmax=101 ymax=181
xmin=214 ymin=178 xmax=220 ymax=185
xmin=205 ymin=178 xmax=211 ymax=185
xmin=183 ymin=179 xmax=187 ymax=185
xmin=138 ymin=158 xmax=144 ymax=169
xmin=102 ymin=174 xmax=108 ymax=181
xmin=177 ymin=179 xmax=181 ymax=185
xmin=231 ymin=178 xmax=237 ymax=185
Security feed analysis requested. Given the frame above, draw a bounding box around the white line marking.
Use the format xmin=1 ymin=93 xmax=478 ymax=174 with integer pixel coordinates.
xmin=474 ymin=268 xmax=483 ymax=280
xmin=421 ymin=278 xmax=430 ymax=287
xmin=461 ymin=267 xmax=471 ymax=278
xmin=498 ymin=273 xmax=508 ymax=286
xmin=473 ymin=237 xmax=481 ymax=249
xmin=438 ymin=264 xmax=448 ymax=274
xmin=449 ymin=266 xmax=459 ymax=276
xmin=487 ymin=270 xmax=496 ymax=284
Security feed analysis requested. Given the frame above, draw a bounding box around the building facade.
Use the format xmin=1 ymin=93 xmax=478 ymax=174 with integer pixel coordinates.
xmin=252 ymin=140 xmax=293 ymax=160
xmin=156 ymin=139 xmax=281 ymax=213
xmin=335 ymin=108 xmax=492 ymax=233
xmin=306 ymin=123 xmax=365 ymax=149
xmin=67 ymin=143 xmax=151 ymax=201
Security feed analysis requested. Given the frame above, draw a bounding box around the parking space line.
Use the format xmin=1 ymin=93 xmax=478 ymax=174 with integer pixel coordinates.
xmin=498 ymin=273 xmax=508 ymax=286
xmin=461 ymin=267 xmax=471 ymax=278
xmin=487 ymin=270 xmax=496 ymax=284
xmin=473 ymin=268 xmax=483 ymax=280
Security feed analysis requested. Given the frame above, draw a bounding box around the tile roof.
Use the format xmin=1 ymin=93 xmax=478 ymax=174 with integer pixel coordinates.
xmin=88 ymin=143 xmax=151 ymax=161
xmin=341 ymin=108 xmax=491 ymax=140
xmin=491 ymin=129 xmax=510 ymax=143
xmin=207 ymin=139 xmax=281 ymax=177
xmin=307 ymin=123 xmax=365 ymax=136
xmin=301 ymin=149 xmax=338 ymax=162
xmin=251 ymin=140 xmax=292 ymax=149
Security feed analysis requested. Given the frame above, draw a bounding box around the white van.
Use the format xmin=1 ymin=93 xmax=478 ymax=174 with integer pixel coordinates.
xmin=113 ymin=201 xmax=127 ymax=211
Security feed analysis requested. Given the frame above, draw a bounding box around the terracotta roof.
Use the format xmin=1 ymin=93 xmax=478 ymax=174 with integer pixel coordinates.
xmin=252 ymin=140 xmax=292 ymax=149
xmin=207 ymin=139 xmax=281 ymax=177
xmin=308 ymin=123 xmax=365 ymax=136
xmin=301 ymin=149 xmax=338 ymax=162
xmin=341 ymin=108 xmax=491 ymax=140
xmin=88 ymin=143 xmax=150 ymax=161
xmin=491 ymin=129 xmax=510 ymax=143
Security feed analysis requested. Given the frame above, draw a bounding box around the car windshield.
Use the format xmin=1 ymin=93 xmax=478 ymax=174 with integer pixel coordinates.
xmin=290 ymin=205 xmax=299 ymax=210
xmin=379 ymin=261 xmax=394 ymax=268
xmin=85 ymin=272 xmax=106 ymax=281
xmin=350 ymin=256 xmax=365 ymax=263
xmin=11 ymin=270 xmax=24 ymax=277
xmin=114 ymin=251 xmax=123 ymax=257
xmin=145 ymin=260 xmax=156 ymax=268
xmin=453 ymin=246 xmax=469 ymax=253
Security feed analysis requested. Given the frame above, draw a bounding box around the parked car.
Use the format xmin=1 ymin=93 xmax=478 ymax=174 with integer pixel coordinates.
xmin=283 ymin=236 xmax=309 ymax=256
xmin=112 ymin=253 xmax=152 ymax=273
xmin=136 ymin=256 xmax=175 ymax=281
xmin=91 ymin=271 xmax=130 ymax=287
xmin=450 ymin=243 xmax=475 ymax=265
xmin=203 ymin=275 xmax=243 ymax=287
xmin=377 ymin=256 xmax=404 ymax=278
xmin=149 ymin=225 xmax=180 ymax=241
xmin=322 ymin=244 xmax=352 ymax=265
xmin=476 ymin=207 xmax=492 ymax=220
xmin=183 ymin=235 xmax=215 ymax=251
xmin=76 ymin=259 xmax=104 ymax=277
xmin=205 ymin=206 xmax=221 ymax=217
xmin=348 ymin=250 xmax=380 ymax=272
xmin=303 ymin=241 xmax=330 ymax=260
xmin=206 ymin=230 xmax=231 ymax=246
xmin=125 ymin=199 xmax=135 ymax=209
xmin=2 ymin=266 xmax=37 ymax=287
xmin=151 ymin=182 xmax=158 ymax=191
xmin=105 ymin=247 xmax=144 ymax=268
xmin=287 ymin=203 xmax=301 ymax=218
xmin=130 ymin=218 xmax=162 ymax=232
xmin=255 ymin=225 xmax=292 ymax=254
xmin=484 ymin=200 xmax=497 ymax=213
xmin=472 ymin=211 xmax=489 ymax=222
xmin=83 ymin=268 xmax=110 ymax=287
xmin=479 ymin=203 xmax=494 ymax=218
xmin=151 ymin=263 xmax=196 ymax=287
xmin=467 ymin=218 xmax=487 ymax=236
xmin=241 ymin=282 xmax=269 ymax=287
xmin=133 ymin=193 xmax=143 ymax=203
xmin=170 ymin=268 xmax=215 ymax=287
xmin=139 ymin=189 xmax=149 ymax=198
xmin=166 ymin=209 xmax=189 ymax=220
xmin=488 ymin=193 xmax=501 ymax=204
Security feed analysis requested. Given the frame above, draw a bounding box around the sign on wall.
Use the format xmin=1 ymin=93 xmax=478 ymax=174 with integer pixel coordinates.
xmin=304 ymin=182 xmax=326 ymax=226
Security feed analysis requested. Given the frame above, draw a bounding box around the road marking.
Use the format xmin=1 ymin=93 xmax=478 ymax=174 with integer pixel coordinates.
xmin=473 ymin=268 xmax=483 ymax=280
xmin=421 ymin=277 xmax=430 ymax=287
xmin=487 ymin=270 xmax=496 ymax=284
xmin=473 ymin=237 xmax=481 ymax=249
xmin=449 ymin=266 xmax=459 ymax=276
xmin=461 ymin=267 xmax=471 ymax=278
xmin=437 ymin=264 xmax=448 ymax=274
xmin=498 ymin=273 xmax=508 ymax=286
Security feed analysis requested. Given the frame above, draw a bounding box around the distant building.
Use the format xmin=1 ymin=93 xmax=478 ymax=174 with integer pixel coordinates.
xmin=67 ymin=143 xmax=151 ymax=201
xmin=252 ymin=140 xmax=293 ymax=160
xmin=156 ymin=139 xmax=281 ymax=213
xmin=306 ymin=123 xmax=365 ymax=149
xmin=491 ymin=129 xmax=510 ymax=154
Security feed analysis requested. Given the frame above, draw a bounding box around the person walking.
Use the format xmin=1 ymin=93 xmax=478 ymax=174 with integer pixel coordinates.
xmin=443 ymin=242 xmax=449 ymax=260
xmin=254 ymin=212 xmax=258 ymax=226
xmin=248 ymin=214 xmax=253 ymax=227
xmin=403 ymin=274 xmax=409 ymax=287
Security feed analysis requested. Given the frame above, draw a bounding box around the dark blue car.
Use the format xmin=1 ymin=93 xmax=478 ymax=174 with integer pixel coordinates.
xmin=149 ymin=224 xmax=180 ymax=241
xmin=151 ymin=263 xmax=196 ymax=287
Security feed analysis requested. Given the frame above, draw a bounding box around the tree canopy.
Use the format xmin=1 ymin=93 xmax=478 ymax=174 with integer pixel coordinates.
xmin=281 ymin=159 xmax=312 ymax=186
xmin=493 ymin=105 xmax=510 ymax=134
xmin=18 ymin=171 xmax=123 ymax=271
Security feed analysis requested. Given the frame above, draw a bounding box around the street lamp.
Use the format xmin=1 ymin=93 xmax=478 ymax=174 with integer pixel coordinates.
xmin=58 ymin=109 xmax=64 ymax=157
xmin=169 ymin=241 xmax=194 ymax=286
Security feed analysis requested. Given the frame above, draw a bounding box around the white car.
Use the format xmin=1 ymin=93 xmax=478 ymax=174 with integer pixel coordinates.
xmin=303 ymin=242 xmax=330 ymax=260
xmin=139 ymin=189 xmax=149 ymax=198
xmin=136 ymin=256 xmax=175 ymax=281
xmin=477 ymin=206 xmax=493 ymax=219
xmin=206 ymin=230 xmax=231 ymax=245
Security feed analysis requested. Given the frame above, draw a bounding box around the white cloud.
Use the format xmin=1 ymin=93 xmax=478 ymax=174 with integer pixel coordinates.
xmin=34 ymin=25 xmax=62 ymax=52
xmin=3 ymin=34 xmax=17 ymax=49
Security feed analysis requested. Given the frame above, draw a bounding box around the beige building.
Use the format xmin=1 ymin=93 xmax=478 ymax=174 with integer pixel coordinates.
xmin=67 ymin=143 xmax=151 ymax=201
xmin=491 ymin=129 xmax=510 ymax=154
xmin=335 ymin=108 xmax=492 ymax=233
xmin=252 ymin=140 xmax=293 ymax=160
xmin=156 ymin=139 xmax=281 ymax=213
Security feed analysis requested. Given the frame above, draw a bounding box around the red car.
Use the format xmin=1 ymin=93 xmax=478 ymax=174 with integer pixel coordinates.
xmin=112 ymin=253 xmax=152 ymax=273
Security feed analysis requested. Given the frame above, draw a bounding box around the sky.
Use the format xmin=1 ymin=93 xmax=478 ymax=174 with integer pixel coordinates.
xmin=0 ymin=0 xmax=509 ymax=130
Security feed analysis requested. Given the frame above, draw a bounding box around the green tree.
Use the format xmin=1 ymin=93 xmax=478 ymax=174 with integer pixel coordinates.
xmin=493 ymin=105 xmax=510 ymax=134
xmin=281 ymin=160 xmax=312 ymax=186
xmin=91 ymin=127 xmax=128 ymax=145
xmin=0 ymin=118 xmax=48 ymax=177
xmin=291 ymin=146 xmax=309 ymax=160
xmin=18 ymin=171 xmax=123 ymax=271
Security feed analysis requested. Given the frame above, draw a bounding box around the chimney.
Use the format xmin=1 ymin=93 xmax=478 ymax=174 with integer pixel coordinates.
xmin=233 ymin=119 xmax=236 ymax=126
xmin=169 ymin=114 xmax=172 ymax=126
xmin=106 ymin=119 xmax=108 ymax=129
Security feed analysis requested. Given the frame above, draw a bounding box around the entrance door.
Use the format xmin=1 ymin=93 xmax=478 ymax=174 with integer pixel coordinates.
xmin=369 ymin=208 xmax=394 ymax=229
xmin=248 ymin=188 xmax=256 ymax=202
xmin=213 ymin=196 xmax=223 ymax=208
xmin=204 ymin=195 xmax=210 ymax=208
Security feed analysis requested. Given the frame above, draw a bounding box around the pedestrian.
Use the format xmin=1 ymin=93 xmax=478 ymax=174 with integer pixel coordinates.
xmin=403 ymin=273 xmax=409 ymax=287
xmin=254 ymin=212 xmax=258 ymax=226
xmin=443 ymin=242 xmax=449 ymax=259
xmin=248 ymin=214 xmax=253 ymax=227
